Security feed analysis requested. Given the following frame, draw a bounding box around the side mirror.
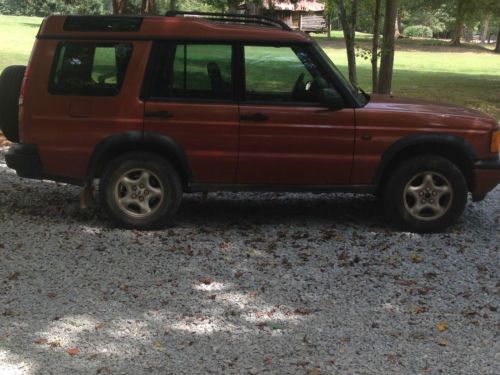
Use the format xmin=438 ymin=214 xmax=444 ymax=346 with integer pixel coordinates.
xmin=319 ymin=88 xmax=344 ymax=110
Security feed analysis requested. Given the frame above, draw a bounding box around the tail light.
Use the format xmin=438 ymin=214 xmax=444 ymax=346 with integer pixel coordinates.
xmin=491 ymin=128 xmax=500 ymax=153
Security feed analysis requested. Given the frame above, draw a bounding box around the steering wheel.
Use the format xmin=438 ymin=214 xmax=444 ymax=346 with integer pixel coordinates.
xmin=292 ymin=73 xmax=305 ymax=100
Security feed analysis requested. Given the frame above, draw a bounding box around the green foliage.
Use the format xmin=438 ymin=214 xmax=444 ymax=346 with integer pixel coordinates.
xmin=0 ymin=0 xmax=104 ymax=16
xmin=403 ymin=25 xmax=433 ymax=38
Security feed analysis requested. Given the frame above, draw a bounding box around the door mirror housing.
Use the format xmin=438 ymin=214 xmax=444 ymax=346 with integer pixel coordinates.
xmin=319 ymin=88 xmax=344 ymax=110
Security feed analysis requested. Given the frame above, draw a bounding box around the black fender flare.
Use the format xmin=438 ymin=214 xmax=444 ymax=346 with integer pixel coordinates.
xmin=86 ymin=131 xmax=193 ymax=182
xmin=373 ymin=133 xmax=478 ymax=186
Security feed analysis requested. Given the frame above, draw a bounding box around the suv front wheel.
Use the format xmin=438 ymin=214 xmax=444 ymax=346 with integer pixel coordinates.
xmin=384 ymin=155 xmax=468 ymax=233
xmin=99 ymin=153 xmax=182 ymax=229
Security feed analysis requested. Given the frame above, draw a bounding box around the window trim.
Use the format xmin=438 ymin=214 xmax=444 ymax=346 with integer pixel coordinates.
xmin=48 ymin=41 xmax=133 ymax=97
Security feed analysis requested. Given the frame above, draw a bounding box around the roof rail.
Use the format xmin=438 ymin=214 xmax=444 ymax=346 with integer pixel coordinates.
xmin=165 ymin=11 xmax=292 ymax=31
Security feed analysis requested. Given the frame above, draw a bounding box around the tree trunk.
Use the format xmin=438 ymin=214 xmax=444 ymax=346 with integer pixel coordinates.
xmin=377 ymin=0 xmax=398 ymax=94
xmin=495 ymin=28 xmax=500 ymax=53
xmin=142 ymin=0 xmax=156 ymax=15
xmin=336 ymin=0 xmax=358 ymax=87
xmin=327 ymin=13 xmax=331 ymax=39
xmin=481 ymin=14 xmax=490 ymax=44
xmin=371 ymin=0 xmax=381 ymax=92
xmin=112 ymin=0 xmax=127 ymax=15
xmin=394 ymin=12 xmax=400 ymax=39
xmin=228 ymin=0 xmax=240 ymax=12
xmin=464 ymin=26 xmax=473 ymax=42
xmin=450 ymin=0 xmax=465 ymax=46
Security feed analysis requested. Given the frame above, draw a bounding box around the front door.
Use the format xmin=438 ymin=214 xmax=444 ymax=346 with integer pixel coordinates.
xmin=237 ymin=45 xmax=355 ymax=185
xmin=143 ymin=42 xmax=239 ymax=183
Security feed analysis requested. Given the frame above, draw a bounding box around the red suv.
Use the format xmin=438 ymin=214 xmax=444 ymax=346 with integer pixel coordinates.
xmin=1 ymin=12 xmax=499 ymax=232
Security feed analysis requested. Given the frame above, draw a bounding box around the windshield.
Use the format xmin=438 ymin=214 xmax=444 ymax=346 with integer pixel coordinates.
xmin=312 ymin=42 xmax=369 ymax=106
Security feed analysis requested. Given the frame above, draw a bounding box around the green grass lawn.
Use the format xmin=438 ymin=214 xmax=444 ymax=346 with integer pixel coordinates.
xmin=0 ymin=15 xmax=499 ymax=119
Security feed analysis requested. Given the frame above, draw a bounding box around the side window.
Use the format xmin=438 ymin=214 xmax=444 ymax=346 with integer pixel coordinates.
xmin=151 ymin=44 xmax=233 ymax=100
xmin=49 ymin=42 xmax=133 ymax=96
xmin=244 ymin=45 xmax=332 ymax=104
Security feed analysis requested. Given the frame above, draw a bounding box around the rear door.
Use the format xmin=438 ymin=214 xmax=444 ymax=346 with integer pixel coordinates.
xmin=237 ymin=44 xmax=356 ymax=185
xmin=143 ymin=42 xmax=239 ymax=183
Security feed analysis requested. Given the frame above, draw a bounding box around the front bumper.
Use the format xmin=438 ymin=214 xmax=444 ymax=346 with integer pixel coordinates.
xmin=5 ymin=143 xmax=43 ymax=179
xmin=472 ymin=158 xmax=500 ymax=201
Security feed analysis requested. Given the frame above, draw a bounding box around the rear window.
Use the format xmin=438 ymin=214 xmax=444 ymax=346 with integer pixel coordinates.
xmin=49 ymin=42 xmax=133 ymax=96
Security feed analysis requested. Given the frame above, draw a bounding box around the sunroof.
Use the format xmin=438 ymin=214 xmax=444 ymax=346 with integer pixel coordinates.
xmin=64 ymin=16 xmax=143 ymax=32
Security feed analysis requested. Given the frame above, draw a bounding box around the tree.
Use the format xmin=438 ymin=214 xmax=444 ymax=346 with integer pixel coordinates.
xmin=495 ymin=27 xmax=500 ymax=53
xmin=377 ymin=0 xmax=398 ymax=94
xmin=142 ymin=0 xmax=156 ymax=14
xmin=334 ymin=0 xmax=359 ymax=86
xmin=113 ymin=0 xmax=127 ymax=14
xmin=450 ymin=0 xmax=466 ymax=46
xmin=371 ymin=0 xmax=382 ymax=92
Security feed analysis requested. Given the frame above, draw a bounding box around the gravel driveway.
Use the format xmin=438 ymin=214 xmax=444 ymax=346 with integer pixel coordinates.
xmin=0 ymin=147 xmax=498 ymax=375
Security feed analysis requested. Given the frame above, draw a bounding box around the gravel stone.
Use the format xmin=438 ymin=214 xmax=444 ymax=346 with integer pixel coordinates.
xmin=0 ymin=147 xmax=499 ymax=374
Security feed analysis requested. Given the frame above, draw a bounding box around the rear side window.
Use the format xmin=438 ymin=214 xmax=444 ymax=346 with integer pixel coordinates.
xmin=49 ymin=42 xmax=133 ymax=96
xmin=150 ymin=43 xmax=233 ymax=100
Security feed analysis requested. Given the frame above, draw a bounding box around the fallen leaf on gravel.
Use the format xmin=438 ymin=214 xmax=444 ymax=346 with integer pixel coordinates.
xmin=95 ymin=323 xmax=105 ymax=331
xmin=436 ymin=322 xmax=448 ymax=332
xmin=461 ymin=310 xmax=478 ymax=318
xmin=386 ymin=352 xmax=398 ymax=364
xmin=409 ymin=306 xmax=427 ymax=314
xmin=47 ymin=292 xmax=57 ymax=298
xmin=67 ymin=347 xmax=80 ymax=356
xmin=263 ymin=355 xmax=272 ymax=365
xmin=199 ymin=277 xmax=213 ymax=285
xmin=235 ymin=271 xmax=244 ymax=278
xmin=7 ymin=271 xmax=20 ymax=281
xmin=394 ymin=276 xmax=416 ymax=286
xmin=49 ymin=340 xmax=62 ymax=348
xmin=34 ymin=338 xmax=48 ymax=345
xmin=119 ymin=284 xmax=129 ymax=292
xmin=421 ymin=367 xmax=432 ymax=373
xmin=338 ymin=250 xmax=349 ymax=261
xmin=153 ymin=341 xmax=164 ymax=349
xmin=96 ymin=367 xmax=112 ymax=374
xmin=294 ymin=308 xmax=311 ymax=315
xmin=306 ymin=368 xmax=321 ymax=375
xmin=411 ymin=253 xmax=423 ymax=263
xmin=435 ymin=339 xmax=448 ymax=346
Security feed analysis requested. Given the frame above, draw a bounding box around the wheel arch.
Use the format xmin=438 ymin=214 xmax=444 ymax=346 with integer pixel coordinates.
xmin=86 ymin=131 xmax=193 ymax=189
xmin=374 ymin=134 xmax=478 ymax=194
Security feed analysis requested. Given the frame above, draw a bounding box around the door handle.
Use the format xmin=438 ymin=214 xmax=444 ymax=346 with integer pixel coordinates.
xmin=240 ymin=113 xmax=269 ymax=122
xmin=145 ymin=111 xmax=173 ymax=119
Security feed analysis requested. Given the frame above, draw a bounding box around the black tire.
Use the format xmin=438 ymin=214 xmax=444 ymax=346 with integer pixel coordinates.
xmin=99 ymin=152 xmax=182 ymax=230
xmin=0 ymin=65 xmax=26 ymax=142
xmin=383 ymin=155 xmax=467 ymax=233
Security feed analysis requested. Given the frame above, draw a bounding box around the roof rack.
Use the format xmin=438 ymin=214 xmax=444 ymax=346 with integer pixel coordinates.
xmin=165 ymin=11 xmax=292 ymax=31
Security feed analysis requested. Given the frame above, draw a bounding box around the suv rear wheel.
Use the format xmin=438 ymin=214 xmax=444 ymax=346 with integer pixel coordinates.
xmin=99 ymin=153 xmax=182 ymax=229
xmin=384 ymin=155 xmax=467 ymax=233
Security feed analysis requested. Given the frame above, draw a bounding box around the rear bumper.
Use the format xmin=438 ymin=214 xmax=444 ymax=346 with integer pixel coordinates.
xmin=5 ymin=143 xmax=43 ymax=179
xmin=472 ymin=158 xmax=500 ymax=201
